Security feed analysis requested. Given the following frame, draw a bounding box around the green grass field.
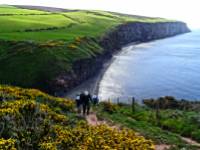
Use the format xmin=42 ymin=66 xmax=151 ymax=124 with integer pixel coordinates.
xmin=0 ymin=5 xmax=170 ymax=41
xmin=0 ymin=14 xmax=74 ymax=33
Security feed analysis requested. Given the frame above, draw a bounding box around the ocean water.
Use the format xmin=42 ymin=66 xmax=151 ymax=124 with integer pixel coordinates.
xmin=98 ymin=30 xmax=200 ymax=102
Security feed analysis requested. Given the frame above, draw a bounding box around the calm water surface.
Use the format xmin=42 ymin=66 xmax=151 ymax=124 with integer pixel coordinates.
xmin=98 ymin=30 xmax=200 ymax=101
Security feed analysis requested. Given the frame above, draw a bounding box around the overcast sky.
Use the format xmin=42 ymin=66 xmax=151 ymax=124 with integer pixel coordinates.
xmin=1 ymin=0 xmax=199 ymax=29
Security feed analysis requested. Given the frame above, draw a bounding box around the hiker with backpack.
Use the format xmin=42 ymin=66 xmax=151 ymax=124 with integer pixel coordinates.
xmin=75 ymin=93 xmax=82 ymax=114
xmin=81 ymin=91 xmax=92 ymax=115
xmin=92 ymin=94 xmax=99 ymax=105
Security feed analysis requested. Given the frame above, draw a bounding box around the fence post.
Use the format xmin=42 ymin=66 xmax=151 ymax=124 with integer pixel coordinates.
xmin=117 ymin=97 xmax=119 ymax=105
xmin=132 ymin=97 xmax=135 ymax=113
xmin=156 ymin=102 xmax=161 ymax=125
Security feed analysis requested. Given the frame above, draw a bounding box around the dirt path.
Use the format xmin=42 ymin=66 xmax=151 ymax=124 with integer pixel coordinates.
xmin=154 ymin=136 xmax=200 ymax=150
xmin=181 ymin=137 xmax=200 ymax=147
xmin=86 ymin=112 xmax=171 ymax=150
xmin=86 ymin=113 xmax=106 ymax=126
xmin=86 ymin=112 xmax=200 ymax=150
xmin=86 ymin=112 xmax=120 ymax=130
xmin=155 ymin=145 xmax=171 ymax=150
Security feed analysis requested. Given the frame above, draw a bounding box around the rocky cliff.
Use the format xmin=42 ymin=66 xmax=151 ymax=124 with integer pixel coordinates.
xmin=51 ymin=21 xmax=190 ymax=96
xmin=100 ymin=21 xmax=190 ymax=53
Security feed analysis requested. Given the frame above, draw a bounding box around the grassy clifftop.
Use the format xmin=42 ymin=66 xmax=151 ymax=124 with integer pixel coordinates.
xmin=0 ymin=5 xmax=169 ymax=41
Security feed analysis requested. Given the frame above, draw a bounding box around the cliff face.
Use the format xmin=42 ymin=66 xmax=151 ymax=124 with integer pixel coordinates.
xmin=51 ymin=21 xmax=190 ymax=96
xmin=100 ymin=22 xmax=190 ymax=53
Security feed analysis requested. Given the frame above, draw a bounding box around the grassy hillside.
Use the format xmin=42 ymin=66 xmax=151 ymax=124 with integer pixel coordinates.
xmin=0 ymin=5 xmax=50 ymax=15
xmin=0 ymin=85 xmax=154 ymax=149
xmin=0 ymin=5 xmax=172 ymax=93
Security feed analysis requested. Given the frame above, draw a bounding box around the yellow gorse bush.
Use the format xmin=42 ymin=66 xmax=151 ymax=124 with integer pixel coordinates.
xmin=0 ymin=85 xmax=155 ymax=149
xmin=75 ymin=37 xmax=82 ymax=44
xmin=0 ymin=138 xmax=16 ymax=150
xmin=0 ymin=85 xmax=75 ymax=112
xmin=39 ymin=122 xmax=154 ymax=150
xmin=67 ymin=44 xmax=77 ymax=50
xmin=39 ymin=41 xmax=65 ymax=48
xmin=0 ymin=100 xmax=69 ymax=124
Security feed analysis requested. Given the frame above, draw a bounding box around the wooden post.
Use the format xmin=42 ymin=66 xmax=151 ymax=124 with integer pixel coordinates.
xmin=132 ymin=97 xmax=135 ymax=113
xmin=117 ymin=97 xmax=119 ymax=105
xmin=156 ymin=101 xmax=160 ymax=125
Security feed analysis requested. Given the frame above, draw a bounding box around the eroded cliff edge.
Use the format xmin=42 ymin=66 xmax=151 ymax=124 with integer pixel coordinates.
xmin=51 ymin=21 xmax=190 ymax=96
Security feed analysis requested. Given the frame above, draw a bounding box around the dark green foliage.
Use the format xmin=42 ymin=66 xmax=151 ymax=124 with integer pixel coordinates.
xmin=191 ymin=130 xmax=200 ymax=141
xmin=143 ymin=96 xmax=200 ymax=111
xmin=100 ymin=102 xmax=119 ymax=114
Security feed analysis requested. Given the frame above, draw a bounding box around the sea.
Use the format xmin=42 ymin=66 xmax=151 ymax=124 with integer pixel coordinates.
xmin=98 ymin=30 xmax=200 ymax=102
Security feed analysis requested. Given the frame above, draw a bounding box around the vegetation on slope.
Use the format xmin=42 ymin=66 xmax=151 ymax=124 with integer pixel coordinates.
xmin=0 ymin=5 xmax=172 ymax=93
xmin=96 ymin=97 xmax=200 ymax=150
xmin=0 ymin=37 xmax=102 ymax=92
xmin=0 ymin=85 xmax=154 ymax=150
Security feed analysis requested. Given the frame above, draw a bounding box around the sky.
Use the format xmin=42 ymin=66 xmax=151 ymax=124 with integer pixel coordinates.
xmin=1 ymin=0 xmax=199 ymax=29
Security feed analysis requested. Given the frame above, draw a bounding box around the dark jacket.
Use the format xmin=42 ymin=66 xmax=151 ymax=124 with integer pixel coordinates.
xmin=81 ymin=94 xmax=92 ymax=105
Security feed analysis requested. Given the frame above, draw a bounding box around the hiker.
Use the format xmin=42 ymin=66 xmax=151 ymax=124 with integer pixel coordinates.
xmin=75 ymin=93 xmax=82 ymax=113
xmin=92 ymin=94 xmax=99 ymax=105
xmin=82 ymin=91 xmax=92 ymax=115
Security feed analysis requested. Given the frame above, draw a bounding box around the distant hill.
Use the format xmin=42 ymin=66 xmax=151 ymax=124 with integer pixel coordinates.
xmin=12 ymin=5 xmax=78 ymax=12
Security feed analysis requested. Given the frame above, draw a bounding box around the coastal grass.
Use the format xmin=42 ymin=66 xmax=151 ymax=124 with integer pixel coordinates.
xmin=96 ymin=101 xmax=200 ymax=149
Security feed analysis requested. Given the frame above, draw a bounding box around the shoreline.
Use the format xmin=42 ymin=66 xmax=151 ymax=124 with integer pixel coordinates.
xmin=62 ymin=22 xmax=190 ymax=99
xmin=63 ymin=32 xmax=192 ymax=100
xmin=64 ymin=47 xmax=118 ymax=99
xmin=64 ymin=33 xmax=190 ymax=100
xmin=64 ymin=41 xmax=139 ymax=99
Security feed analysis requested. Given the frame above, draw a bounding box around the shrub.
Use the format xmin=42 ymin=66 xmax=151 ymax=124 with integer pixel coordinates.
xmin=0 ymin=138 xmax=16 ymax=150
xmin=100 ymin=101 xmax=119 ymax=114
xmin=143 ymin=96 xmax=178 ymax=109
xmin=75 ymin=37 xmax=82 ymax=43
xmin=39 ymin=123 xmax=154 ymax=150
xmin=67 ymin=44 xmax=77 ymax=50
xmin=181 ymin=125 xmax=195 ymax=137
xmin=191 ymin=130 xmax=200 ymax=142
xmin=0 ymin=85 xmax=75 ymax=112
xmin=0 ymin=85 xmax=154 ymax=149
xmin=143 ymin=96 xmax=200 ymax=111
